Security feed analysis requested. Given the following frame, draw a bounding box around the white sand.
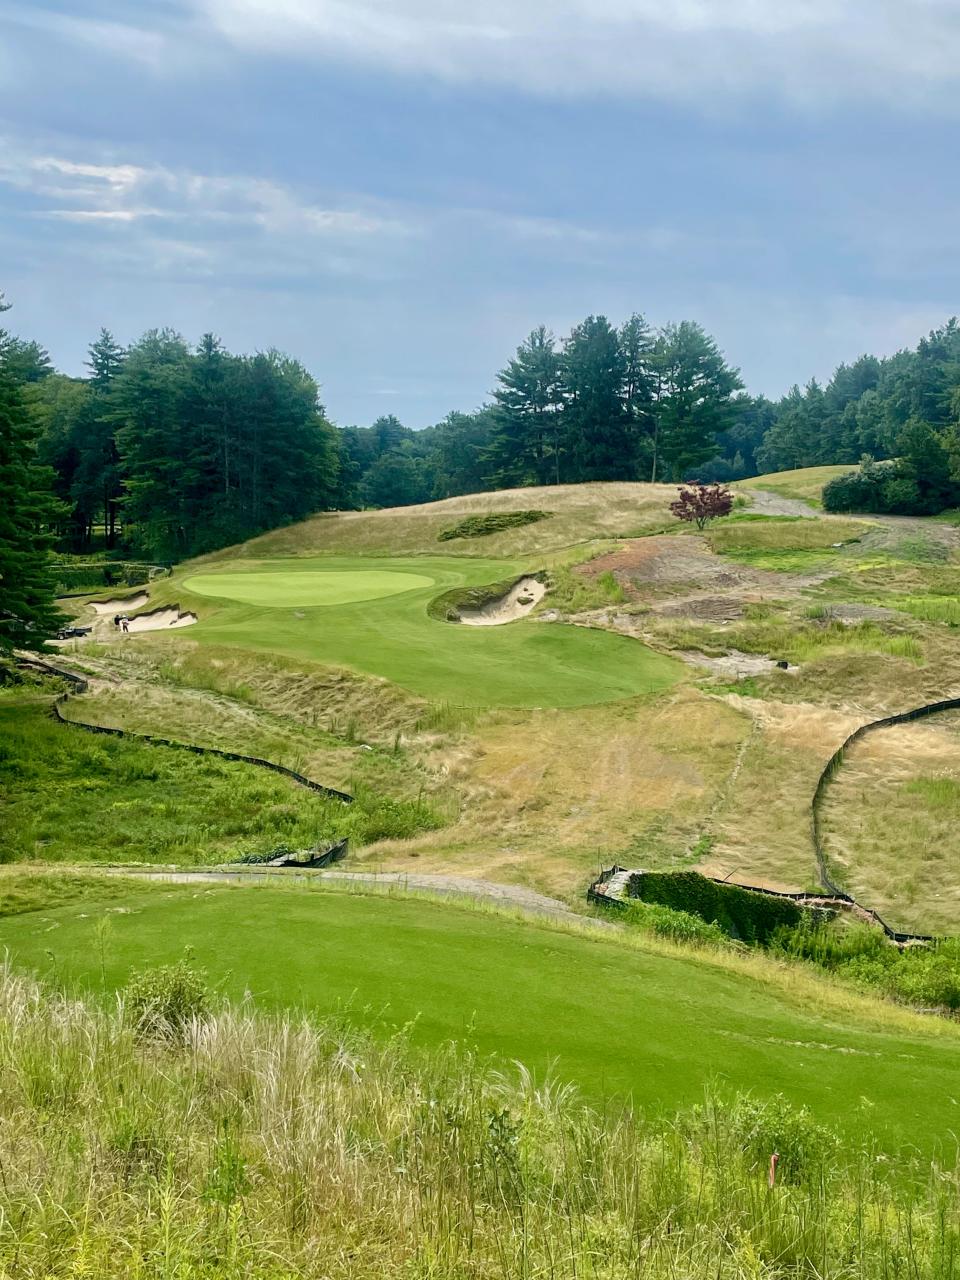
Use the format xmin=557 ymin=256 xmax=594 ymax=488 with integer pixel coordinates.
xmin=89 ymin=592 xmax=149 ymax=614
xmin=126 ymin=607 xmax=197 ymax=632
xmin=459 ymin=576 xmax=546 ymax=626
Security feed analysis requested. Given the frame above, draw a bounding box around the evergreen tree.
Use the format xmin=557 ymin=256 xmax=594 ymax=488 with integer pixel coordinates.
xmin=486 ymin=327 xmax=563 ymax=485
xmin=561 ymin=316 xmax=634 ymax=482
xmin=0 ymin=295 xmax=61 ymax=651
xmin=651 ymin=322 xmax=743 ymax=481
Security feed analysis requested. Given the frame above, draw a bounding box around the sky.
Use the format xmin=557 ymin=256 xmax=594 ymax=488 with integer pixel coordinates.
xmin=1 ymin=1 xmax=959 ymax=429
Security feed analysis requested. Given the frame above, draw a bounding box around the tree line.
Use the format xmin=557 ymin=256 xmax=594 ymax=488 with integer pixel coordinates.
xmin=4 ymin=290 xmax=960 ymax=651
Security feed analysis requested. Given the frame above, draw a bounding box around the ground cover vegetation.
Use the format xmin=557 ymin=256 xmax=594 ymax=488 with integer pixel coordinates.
xmin=6 ymin=880 xmax=960 ymax=1158
xmin=5 ymin=963 xmax=960 ymax=1280
xmin=437 ymin=508 xmax=551 ymax=541
xmin=0 ymin=693 xmax=441 ymax=865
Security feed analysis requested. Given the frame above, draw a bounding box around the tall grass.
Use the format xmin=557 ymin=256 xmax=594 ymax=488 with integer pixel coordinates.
xmin=0 ymin=965 xmax=959 ymax=1278
xmin=0 ymin=697 xmax=443 ymax=866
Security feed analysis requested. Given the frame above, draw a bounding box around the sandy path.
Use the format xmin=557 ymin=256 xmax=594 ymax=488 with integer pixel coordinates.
xmin=90 ymin=865 xmax=618 ymax=927
xmin=743 ymin=489 xmax=820 ymax=519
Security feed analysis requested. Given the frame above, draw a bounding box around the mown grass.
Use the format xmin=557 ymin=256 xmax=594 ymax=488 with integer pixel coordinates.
xmin=4 ymin=964 xmax=960 ymax=1278
xmin=0 ymin=696 xmax=441 ymax=866
xmin=707 ymin=515 xmax=871 ymax=570
xmin=7 ymin=880 xmax=960 ymax=1158
xmin=741 ymin=465 xmax=856 ymax=507
xmin=176 ymin=554 xmax=684 ymax=708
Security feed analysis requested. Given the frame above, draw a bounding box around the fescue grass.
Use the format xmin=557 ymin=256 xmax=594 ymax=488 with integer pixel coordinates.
xmin=741 ymin=465 xmax=857 ymax=507
xmin=7 ymin=880 xmax=960 ymax=1158
xmin=889 ymin=596 xmax=960 ymax=626
xmin=707 ymin=515 xmax=872 ymax=570
xmin=0 ymin=696 xmax=441 ymax=866
xmin=3 ymin=964 xmax=960 ymax=1277
xmin=820 ymin=714 xmax=960 ymax=934
xmin=176 ymin=554 xmax=684 ymax=708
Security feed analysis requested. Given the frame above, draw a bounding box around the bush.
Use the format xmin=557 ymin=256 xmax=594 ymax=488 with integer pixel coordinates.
xmin=624 ymin=900 xmax=729 ymax=947
xmin=437 ymin=510 xmax=551 ymax=541
xmin=701 ymin=1093 xmax=840 ymax=1184
xmin=124 ymin=959 xmax=209 ymax=1042
xmin=628 ymin=871 xmax=804 ymax=943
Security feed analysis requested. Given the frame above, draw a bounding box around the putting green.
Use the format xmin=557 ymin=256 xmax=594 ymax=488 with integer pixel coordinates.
xmin=184 ymin=569 xmax=435 ymax=608
xmin=177 ymin=555 xmax=685 ymax=708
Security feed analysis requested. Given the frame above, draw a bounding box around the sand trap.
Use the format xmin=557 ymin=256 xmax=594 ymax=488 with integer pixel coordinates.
xmin=125 ymin=605 xmax=197 ymax=632
xmin=89 ymin=592 xmax=149 ymax=615
xmin=459 ymin=576 xmax=546 ymax=626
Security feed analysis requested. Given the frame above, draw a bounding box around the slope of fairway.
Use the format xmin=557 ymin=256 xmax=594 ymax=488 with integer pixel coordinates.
xmin=180 ymin=555 xmax=684 ymax=707
xmin=6 ymin=883 xmax=960 ymax=1160
xmin=741 ymin=465 xmax=854 ymax=506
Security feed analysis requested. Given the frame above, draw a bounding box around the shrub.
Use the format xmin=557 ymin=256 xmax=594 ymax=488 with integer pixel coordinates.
xmin=624 ymin=901 xmax=729 ymax=947
xmin=124 ymin=959 xmax=209 ymax=1043
xmin=438 ymin=510 xmax=551 ymax=541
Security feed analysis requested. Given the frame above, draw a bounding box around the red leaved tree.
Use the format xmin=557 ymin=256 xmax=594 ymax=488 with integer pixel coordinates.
xmin=670 ymin=483 xmax=734 ymax=531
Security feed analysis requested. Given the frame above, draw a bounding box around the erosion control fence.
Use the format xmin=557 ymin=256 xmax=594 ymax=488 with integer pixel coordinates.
xmin=811 ymin=694 xmax=960 ymax=931
xmin=16 ymin=656 xmax=353 ymax=805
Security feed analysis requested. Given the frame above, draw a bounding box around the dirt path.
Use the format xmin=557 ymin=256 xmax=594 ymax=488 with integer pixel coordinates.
xmin=91 ymin=865 xmax=619 ymax=928
xmin=744 ymin=489 xmax=820 ymax=519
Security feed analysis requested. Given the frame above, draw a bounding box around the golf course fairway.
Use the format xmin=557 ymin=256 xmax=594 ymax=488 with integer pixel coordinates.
xmin=178 ymin=555 xmax=684 ymax=707
xmin=9 ymin=882 xmax=960 ymax=1162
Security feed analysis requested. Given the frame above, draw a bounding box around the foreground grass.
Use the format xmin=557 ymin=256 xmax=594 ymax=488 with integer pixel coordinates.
xmin=6 ymin=880 xmax=960 ymax=1158
xmin=5 ymin=964 xmax=960 ymax=1278
xmin=0 ymin=697 xmax=439 ymax=865
xmin=174 ymin=554 xmax=684 ymax=708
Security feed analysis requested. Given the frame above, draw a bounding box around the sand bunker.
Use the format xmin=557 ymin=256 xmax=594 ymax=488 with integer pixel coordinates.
xmin=459 ymin=577 xmax=546 ymax=626
xmin=89 ymin=592 xmax=149 ymax=614
xmin=126 ymin=605 xmax=197 ymax=632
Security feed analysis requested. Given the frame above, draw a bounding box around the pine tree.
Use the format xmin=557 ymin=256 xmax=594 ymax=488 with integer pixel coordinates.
xmin=651 ymin=322 xmax=743 ymax=481
xmin=486 ymin=327 xmax=563 ymax=486
xmin=561 ymin=315 xmax=634 ymax=482
xmin=0 ymin=296 xmax=61 ymax=652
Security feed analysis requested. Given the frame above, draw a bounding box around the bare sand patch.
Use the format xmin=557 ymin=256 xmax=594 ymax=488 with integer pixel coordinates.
xmin=126 ymin=606 xmax=197 ymax=632
xmin=89 ymin=593 xmax=149 ymax=615
xmin=459 ymin=577 xmax=546 ymax=626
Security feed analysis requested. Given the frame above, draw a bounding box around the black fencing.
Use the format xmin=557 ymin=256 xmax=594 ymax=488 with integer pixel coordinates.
xmin=18 ymin=656 xmax=352 ymax=805
xmin=809 ymin=694 xmax=960 ymax=938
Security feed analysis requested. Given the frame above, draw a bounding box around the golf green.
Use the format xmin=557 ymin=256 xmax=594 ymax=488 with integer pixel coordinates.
xmin=177 ymin=555 xmax=685 ymax=708
xmin=6 ymin=884 xmax=960 ymax=1161
xmin=184 ymin=569 xmax=435 ymax=607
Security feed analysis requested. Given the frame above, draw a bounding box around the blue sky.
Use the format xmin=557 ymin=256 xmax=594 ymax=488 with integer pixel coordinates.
xmin=1 ymin=1 xmax=958 ymax=428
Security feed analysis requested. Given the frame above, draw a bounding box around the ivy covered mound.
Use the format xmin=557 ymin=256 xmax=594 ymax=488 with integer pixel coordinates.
xmin=176 ymin=555 xmax=684 ymax=708
xmin=629 ymin=871 xmax=804 ymax=944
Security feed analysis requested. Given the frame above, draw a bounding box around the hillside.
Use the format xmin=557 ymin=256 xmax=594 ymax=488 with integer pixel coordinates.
xmin=6 ymin=468 xmax=960 ymax=1272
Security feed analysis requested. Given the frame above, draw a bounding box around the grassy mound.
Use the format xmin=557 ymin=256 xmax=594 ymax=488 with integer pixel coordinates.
xmin=437 ymin=509 xmax=551 ymax=541
xmin=741 ymin=465 xmax=856 ymax=507
xmin=6 ymin=879 xmax=960 ymax=1157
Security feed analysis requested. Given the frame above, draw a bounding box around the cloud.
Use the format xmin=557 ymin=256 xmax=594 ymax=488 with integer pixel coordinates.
xmin=194 ymin=0 xmax=960 ymax=110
